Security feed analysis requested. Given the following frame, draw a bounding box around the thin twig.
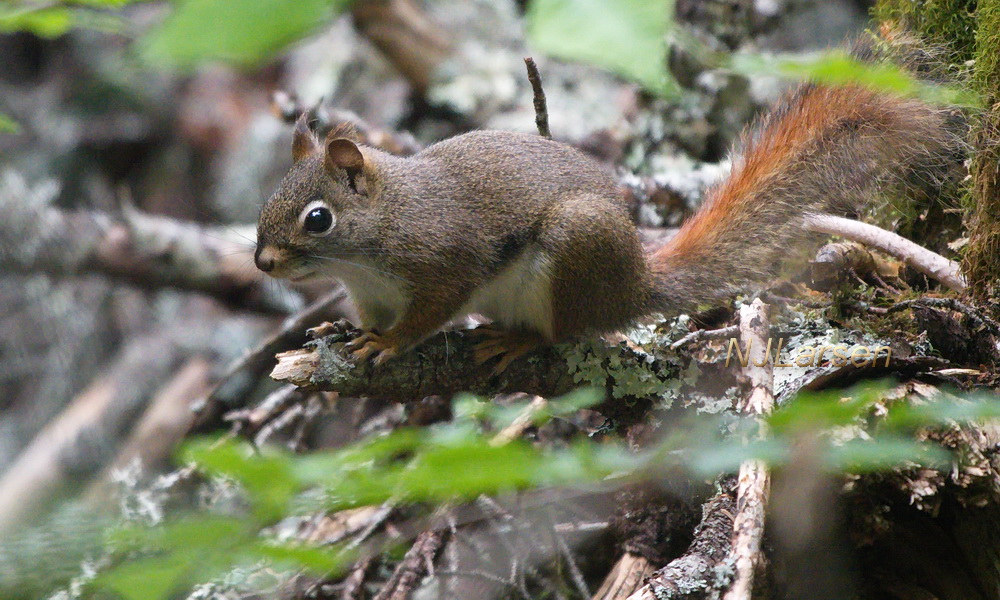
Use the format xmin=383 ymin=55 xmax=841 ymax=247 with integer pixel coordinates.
xmin=490 ymin=396 xmax=547 ymax=446
xmin=670 ymin=325 xmax=740 ymax=350
xmin=524 ymin=57 xmax=551 ymax=139
xmin=193 ymin=289 xmax=347 ymax=427
xmin=371 ymin=529 xmax=447 ymax=600
xmin=885 ymin=297 xmax=1000 ymax=336
xmin=723 ymin=299 xmax=775 ymax=600
xmin=804 ymin=214 xmax=966 ymax=292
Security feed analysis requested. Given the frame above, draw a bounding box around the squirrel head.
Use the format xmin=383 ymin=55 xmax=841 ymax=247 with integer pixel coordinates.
xmin=255 ymin=115 xmax=375 ymax=281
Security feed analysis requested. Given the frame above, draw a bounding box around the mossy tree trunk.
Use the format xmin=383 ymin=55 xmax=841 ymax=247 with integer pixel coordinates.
xmin=873 ymin=0 xmax=1000 ymax=307
xmin=965 ymin=3 xmax=1000 ymax=305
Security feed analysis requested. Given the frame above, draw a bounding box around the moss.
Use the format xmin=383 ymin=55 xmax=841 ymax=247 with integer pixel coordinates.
xmin=963 ymin=1 xmax=1000 ymax=305
xmin=872 ymin=0 xmax=978 ymax=62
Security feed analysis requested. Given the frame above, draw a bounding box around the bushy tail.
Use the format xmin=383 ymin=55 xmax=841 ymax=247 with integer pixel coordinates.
xmin=648 ymin=63 xmax=966 ymax=314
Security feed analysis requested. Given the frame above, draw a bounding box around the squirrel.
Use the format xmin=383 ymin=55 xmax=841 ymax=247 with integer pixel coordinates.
xmin=255 ymin=49 xmax=960 ymax=372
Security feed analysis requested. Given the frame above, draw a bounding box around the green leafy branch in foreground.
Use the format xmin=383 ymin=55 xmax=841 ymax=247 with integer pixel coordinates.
xmin=64 ymin=383 xmax=999 ymax=600
xmin=0 ymin=0 xmax=142 ymax=38
xmin=0 ymin=0 xmax=975 ymax=106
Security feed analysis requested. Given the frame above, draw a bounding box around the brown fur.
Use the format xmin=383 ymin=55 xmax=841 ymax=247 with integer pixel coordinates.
xmin=649 ymin=83 xmax=962 ymax=314
xmin=257 ymin=78 xmax=962 ymax=362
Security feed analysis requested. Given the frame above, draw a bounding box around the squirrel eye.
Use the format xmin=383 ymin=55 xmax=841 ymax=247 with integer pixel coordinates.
xmin=300 ymin=201 xmax=335 ymax=236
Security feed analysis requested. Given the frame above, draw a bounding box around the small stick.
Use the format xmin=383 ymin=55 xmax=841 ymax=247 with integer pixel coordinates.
xmin=804 ymin=214 xmax=966 ymax=292
xmin=490 ymin=396 xmax=547 ymax=446
xmin=886 ymin=297 xmax=1000 ymax=336
xmin=192 ymin=289 xmax=347 ymax=426
xmin=524 ymin=57 xmax=551 ymax=139
xmin=670 ymin=325 xmax=740 ymax=350
xmin=723 ymin=299 xmax=774 ymax=600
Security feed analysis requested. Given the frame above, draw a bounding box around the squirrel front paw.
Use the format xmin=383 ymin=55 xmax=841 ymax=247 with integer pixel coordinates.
xmin=344 ymin=331 xmax=400 ymax=366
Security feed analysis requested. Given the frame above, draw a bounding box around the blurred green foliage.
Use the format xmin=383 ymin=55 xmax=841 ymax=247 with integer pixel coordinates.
xmin=0 ymin=114 xmax=20 ymax=134
xmin=142 ymin=0 xmax=355 ymax=67
xmin=60 ymin=384 xmax=1000 ymax=599
xmin=525 ymin=0 xmax=679 ymax=97
xmin=730 ymin=49 xmax=980 ymax=107
xmin=0 ymin=0 xmax=140 ymax=38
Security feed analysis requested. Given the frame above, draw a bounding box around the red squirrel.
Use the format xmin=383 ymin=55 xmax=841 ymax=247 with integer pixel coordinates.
xmin=254 ymin=52 xmax=959 ymax=371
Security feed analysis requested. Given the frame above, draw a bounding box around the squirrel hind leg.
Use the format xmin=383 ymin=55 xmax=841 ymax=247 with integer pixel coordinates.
xmin=471 ymin=327 xmax=546 ymax=374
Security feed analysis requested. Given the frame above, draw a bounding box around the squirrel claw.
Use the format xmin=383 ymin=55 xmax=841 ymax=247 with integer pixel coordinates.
xmin=472 ymin=329 xmax=545 ymax=374
xmin=347 ymin=332 xmax=399 ymax=365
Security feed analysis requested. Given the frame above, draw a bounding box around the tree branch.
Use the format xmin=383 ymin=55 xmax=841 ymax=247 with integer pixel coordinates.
xmin=804 ymin=214 xmax=966 ymax=292
xmin=0 ymin=192 xmax=300 ymax=314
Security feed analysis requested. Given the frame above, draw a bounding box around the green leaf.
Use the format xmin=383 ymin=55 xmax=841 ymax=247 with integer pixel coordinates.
xmin=526 ymin=0 xmax=678 ymax=97
xmin=183 ymin=439 xmax=298 ymax=521
xmin=96 ymin=553 xmax=192 ymax=600
xmin=0 ymin=7 xmax=74 ymax=38
xmin=730 ymin=50 xmax=980 ymax=107
xmin=0 ymin=113 xmax=20 ymax=135
xmin=142 ymin=0 xmax=353 ymax=67
xmin=826 ymin=437 xmax=949 ymax=471
xmin=252 ymin=541 xmax=350 ymax=574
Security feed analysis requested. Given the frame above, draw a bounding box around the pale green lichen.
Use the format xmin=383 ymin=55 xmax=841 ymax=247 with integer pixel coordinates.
xmin=307 ymin=337 xmax=356 ymax=388
xmin=560 ymin=316 xmax=695 ymax=407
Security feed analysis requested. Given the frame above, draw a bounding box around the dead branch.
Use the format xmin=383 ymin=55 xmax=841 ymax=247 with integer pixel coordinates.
xmin=192 ymin=289 xmax=349 ymax=430
xmin=271 ymin=92 xmax=423 ymax=155
xmin=340 ymin=557 xmax=376 ymax=600
xmin=0 ymin=329 xmax=188 ymax=534
xmin=804 ymin=214 xmax=966 ymax=292
xmin=592 ymin=553 xmax=656 ymax=600
xmin=271 ymin=321 xmax=580 ymax=402
xmin=595 ymin=484 xmax=698 ymax=600
xmin=524 ymin=57 xmax=551 ymax=139
xmin=723 ymin=299 xmax=775 ymax=600
xmin=350 ymin=0 xmax=451 ymax=94
xmin=670 ymin=325 xmax=739 ymax=350
xmin=0 ymin=193 xmax=299 ymax=314
xmin=885 ymin=297 xmax=1000 ymax=337
xmin=490 ymin=396 xmax=547 ymax=446
xmin=628 ymin=480 xmax=738 ymax=600
xmin=371 ymin=529 xmax=447 ymax=600
xmin=85 ymin=357 xmax=214 ymax=503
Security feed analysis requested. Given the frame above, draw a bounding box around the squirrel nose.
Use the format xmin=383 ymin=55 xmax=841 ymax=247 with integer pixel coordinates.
xmin=255 ymin=246 xmax=277 ymax=272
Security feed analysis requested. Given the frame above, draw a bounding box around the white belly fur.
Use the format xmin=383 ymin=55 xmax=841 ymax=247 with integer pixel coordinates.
xmin=457 ymin=247 xmax=554 ymax=339
xmin=325 ymin=258 xmax=410 ymax=331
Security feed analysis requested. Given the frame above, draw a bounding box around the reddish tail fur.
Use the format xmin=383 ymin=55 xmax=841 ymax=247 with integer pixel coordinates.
xmin=647 ymin=82 xmax=963 ymax=314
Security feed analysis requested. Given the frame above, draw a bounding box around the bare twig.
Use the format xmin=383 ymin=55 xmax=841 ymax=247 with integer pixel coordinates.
xmin=524 ymin=57 xmax=551 ymax=139
xmin=341 ymin=557 xmax=376 ymax=600
xmin=670 ymin=325 xmax=739 ymax=350
xmin=224 ymin=385 xmax=304 ymax=439
xmin=272 ymin=92 xmax=423 ymax=155
xmin=804 ymin=214 xmax=966 ymax=292
xmin=490 ymin=396 xmax=547 ymax=446
xmin=0 ymin=195 xmax=299 ymax=314
xmin=885 ymin=297 xmax=1000 ymax=336
xmin=592 ymin=553 xmax=656 ymax=600
xmin=372 ymin=529 xmax=447 ymax=600
xmin=627 ymin=481 xmax=738 ymax=600
xmin=723 ymin=299 xmax=775 ymax=600
xmin=192 ymin=289 xmax=348 ymax=429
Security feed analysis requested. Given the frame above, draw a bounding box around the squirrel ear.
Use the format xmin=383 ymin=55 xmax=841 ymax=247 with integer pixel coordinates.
xmin=292 ymin=114 xmax=321 ymax=162
xmin=325 ymin=137 xmax=364 ymax=178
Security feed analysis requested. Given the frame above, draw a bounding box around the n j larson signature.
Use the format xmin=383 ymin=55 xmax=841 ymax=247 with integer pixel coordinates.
xmin=725 ymin=338 xmax=891 ymax=369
